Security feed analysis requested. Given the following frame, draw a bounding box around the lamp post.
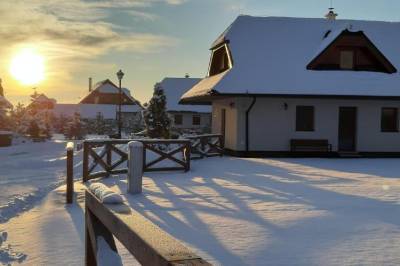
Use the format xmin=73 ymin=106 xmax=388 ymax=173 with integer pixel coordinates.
xmin=116 ymin=69 xmax=124 ymax=138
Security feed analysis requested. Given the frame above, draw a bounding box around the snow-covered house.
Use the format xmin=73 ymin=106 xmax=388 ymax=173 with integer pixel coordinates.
xmin=27 ymin=93 xmax=56 ymax=110
xmin=53 ymin=79 xmax=144 ymax=133
xmin=157 ymin=77 xmax=211 ymax=133
xmin=181 ymin=15 xmax=400 ymax=157
xmin=78 ymin=79 xmax=143 ymax=120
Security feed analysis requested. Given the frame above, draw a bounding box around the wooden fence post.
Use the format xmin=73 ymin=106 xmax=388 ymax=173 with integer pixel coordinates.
xmin=66 ymin=142 xmax=74 ymax=204
xmin=184 ymin=141 xmax=191 ymax=172
xmin=127 ymin=141 xmax=144 ymax=194
xmin=83 ymin=141 xmax=89 ymax=182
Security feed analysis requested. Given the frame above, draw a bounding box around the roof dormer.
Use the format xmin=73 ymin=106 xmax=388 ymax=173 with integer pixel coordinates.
xmin=307 ymin=29 xmax=397 ymax=74
xmin=208 ymin=43 xmax=233 ymax=76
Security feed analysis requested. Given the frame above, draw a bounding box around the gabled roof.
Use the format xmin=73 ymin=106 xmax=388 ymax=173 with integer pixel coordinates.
xmin=181 ymin=16 xmax=400 ymax=102
xmin=27 ymin=93 xmax=56 ymax=109
xmin=157 ymin=78 xmax=210 ymax=112
xmin=307 ymin=28 xmax=397 ymax=73
xmin=80 ymin=79 xmax=143 ymax=108
xmin=34 ymin=94 xmax=57 ymax=104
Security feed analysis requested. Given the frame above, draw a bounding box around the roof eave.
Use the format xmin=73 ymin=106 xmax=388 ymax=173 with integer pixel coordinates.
xmin=182 ymin=92 xmax=400 ymax=102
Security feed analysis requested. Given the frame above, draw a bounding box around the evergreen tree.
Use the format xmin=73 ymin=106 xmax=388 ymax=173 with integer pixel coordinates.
xmin=144 ymin=84 xmax=170 ymax=138
xmin=0 ymin=103 xmax=8 ymax=130
xmin=10 ymin=103 xmax=26 ymax=133
xmin=27 ymin=120 xmax=40 ymax=138
xmin=65 ymin=112 xmax=84 ymax=140
xmin=0 ymin=98 xmax=12 ymax=130
xmin=94 ymin=112 xmax=106 ymax=135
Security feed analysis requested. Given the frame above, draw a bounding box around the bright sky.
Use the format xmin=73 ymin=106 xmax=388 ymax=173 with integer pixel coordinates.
xmin=1 ymin=0 xmax=399 ymax=105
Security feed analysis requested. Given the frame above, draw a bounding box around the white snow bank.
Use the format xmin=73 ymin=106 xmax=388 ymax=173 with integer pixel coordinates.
xmin=89 ymin=183 xmax=124 ymax=204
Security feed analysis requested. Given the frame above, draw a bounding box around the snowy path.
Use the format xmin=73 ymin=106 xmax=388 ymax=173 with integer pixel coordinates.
xmin=0 ymin=184 xmax=86 ymax=265
xmin=1 ymin=156 xmax=400 ymax=265
xmin=0 ymin=140 xmax=82 ymax=223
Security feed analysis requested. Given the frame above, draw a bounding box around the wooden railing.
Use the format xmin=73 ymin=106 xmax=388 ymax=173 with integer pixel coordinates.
xmin=85 ymin=190 xmax=211 ymax=266
xmin=186 ymin=134 xmax=224 ymax=159
xmin=82 ymin=139 xmax=191 ymax=182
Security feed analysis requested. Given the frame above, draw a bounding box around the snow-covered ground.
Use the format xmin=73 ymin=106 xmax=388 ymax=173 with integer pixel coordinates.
xmin=0 ymin=139 xmax=82 ymax=223
xmin=1 ymin=154 xmax=400 ymax=265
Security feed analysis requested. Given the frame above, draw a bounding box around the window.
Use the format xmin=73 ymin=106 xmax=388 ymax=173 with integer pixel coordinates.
xmin=209 ymin=44 xmax=231 ymax=76
xmin=174 ymin=114 xmax=183 ymax=125
xmin=296 ymin=106 xmax=314 ymax=131
xmin=192 ymin=115 xmax=201 ymax=125
xmin=381 ymin=108 xmax=398 ymax=132
xmin=340 ymin=50 xmax=354 ymax=69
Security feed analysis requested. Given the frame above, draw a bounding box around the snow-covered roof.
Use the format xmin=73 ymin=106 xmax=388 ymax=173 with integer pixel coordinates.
xmin=158 ymin=78 xmax=210 ymax=112
xmin=34 ymin=94 xmax=57 ymax=104
xmin=80 ymin=79 xmax=143 ymax=107
xmin=181 ymin=16 xmax=400 ymax=101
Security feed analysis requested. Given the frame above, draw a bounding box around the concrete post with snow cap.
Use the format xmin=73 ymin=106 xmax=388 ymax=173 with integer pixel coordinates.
xmin=128 ymin=141 xmax=143 ymax=194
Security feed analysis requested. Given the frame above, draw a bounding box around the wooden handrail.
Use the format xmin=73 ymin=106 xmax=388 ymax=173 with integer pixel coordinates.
xmin=186 ymin=134 xmax=224 ymax=159
xmin=85 ymin=190 xmax=211 ymax=266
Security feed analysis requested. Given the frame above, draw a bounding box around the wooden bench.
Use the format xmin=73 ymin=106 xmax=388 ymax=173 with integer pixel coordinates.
xmin=290 ymin=139 xmax=332 ymax=152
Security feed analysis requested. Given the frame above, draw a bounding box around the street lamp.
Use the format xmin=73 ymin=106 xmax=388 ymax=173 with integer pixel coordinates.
xmin=116 ymin=69 xmax=124 ymax=138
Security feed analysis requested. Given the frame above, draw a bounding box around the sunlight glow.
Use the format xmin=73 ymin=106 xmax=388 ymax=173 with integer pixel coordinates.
xmin=10 ymin=48 xmax=45 ymax=85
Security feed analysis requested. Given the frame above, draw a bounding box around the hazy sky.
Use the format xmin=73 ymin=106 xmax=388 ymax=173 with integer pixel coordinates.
xmin=1 ymin=0 xmax=400 ymax=105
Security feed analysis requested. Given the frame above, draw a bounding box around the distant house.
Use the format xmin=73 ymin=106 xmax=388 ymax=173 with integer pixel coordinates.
xmin=156 ymin=77 xmax=211 ymax=133
xmin=27 ymin=93 xmax=56 ymax=110
xmin=53 ymin=79 xmax=144 ymax=133
xmin=181 ymin=15 xmax=400 ymax=157
xmin=78 ymin=79 xmax=143 ymax=121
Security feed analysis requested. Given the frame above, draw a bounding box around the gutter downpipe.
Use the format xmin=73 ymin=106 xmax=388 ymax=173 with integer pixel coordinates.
xmin=245 ymin=96 xmax=257 ymax=152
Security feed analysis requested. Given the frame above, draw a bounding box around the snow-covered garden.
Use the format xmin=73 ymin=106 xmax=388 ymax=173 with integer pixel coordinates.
xmin=1 ymin=139 xmax=400 ymax=265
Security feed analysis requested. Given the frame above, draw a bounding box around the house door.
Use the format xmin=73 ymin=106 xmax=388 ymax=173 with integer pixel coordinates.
xmin=338 ymin=107 xmax=357 ymax=152
xmin=221 ymin=108 xmax=226 ymax=146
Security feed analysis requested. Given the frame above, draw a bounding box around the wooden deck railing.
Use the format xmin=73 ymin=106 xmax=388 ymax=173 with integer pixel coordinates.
xmin=186 ymin=134 xmax=224 ymax=159
xmin=85 ymin=190 xmax=211 ymax=266
xmin=82 ymin=139 xmax=191 ymax=182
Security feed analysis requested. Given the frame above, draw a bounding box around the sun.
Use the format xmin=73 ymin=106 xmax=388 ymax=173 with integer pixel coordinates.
xmin=10 ymin=48 xmax=45 ymax=85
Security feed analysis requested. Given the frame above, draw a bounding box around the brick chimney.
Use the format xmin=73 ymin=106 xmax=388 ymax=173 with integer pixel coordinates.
xmin=89 ymin=77 xmax=92 ymax=92
xmin=325 ymin=8 xmax=338 ymax=21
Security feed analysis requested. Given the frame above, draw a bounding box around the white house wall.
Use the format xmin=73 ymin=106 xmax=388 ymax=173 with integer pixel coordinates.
xmin=169 ymin=112 xmax=211 ymax=130
xmin=217 ymin=97 xmax=400 ymax=152
xmin=79 ymin=104 xmax=141 ymax=119
xmin=212 ymin=99 xmax=239 ymax=150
